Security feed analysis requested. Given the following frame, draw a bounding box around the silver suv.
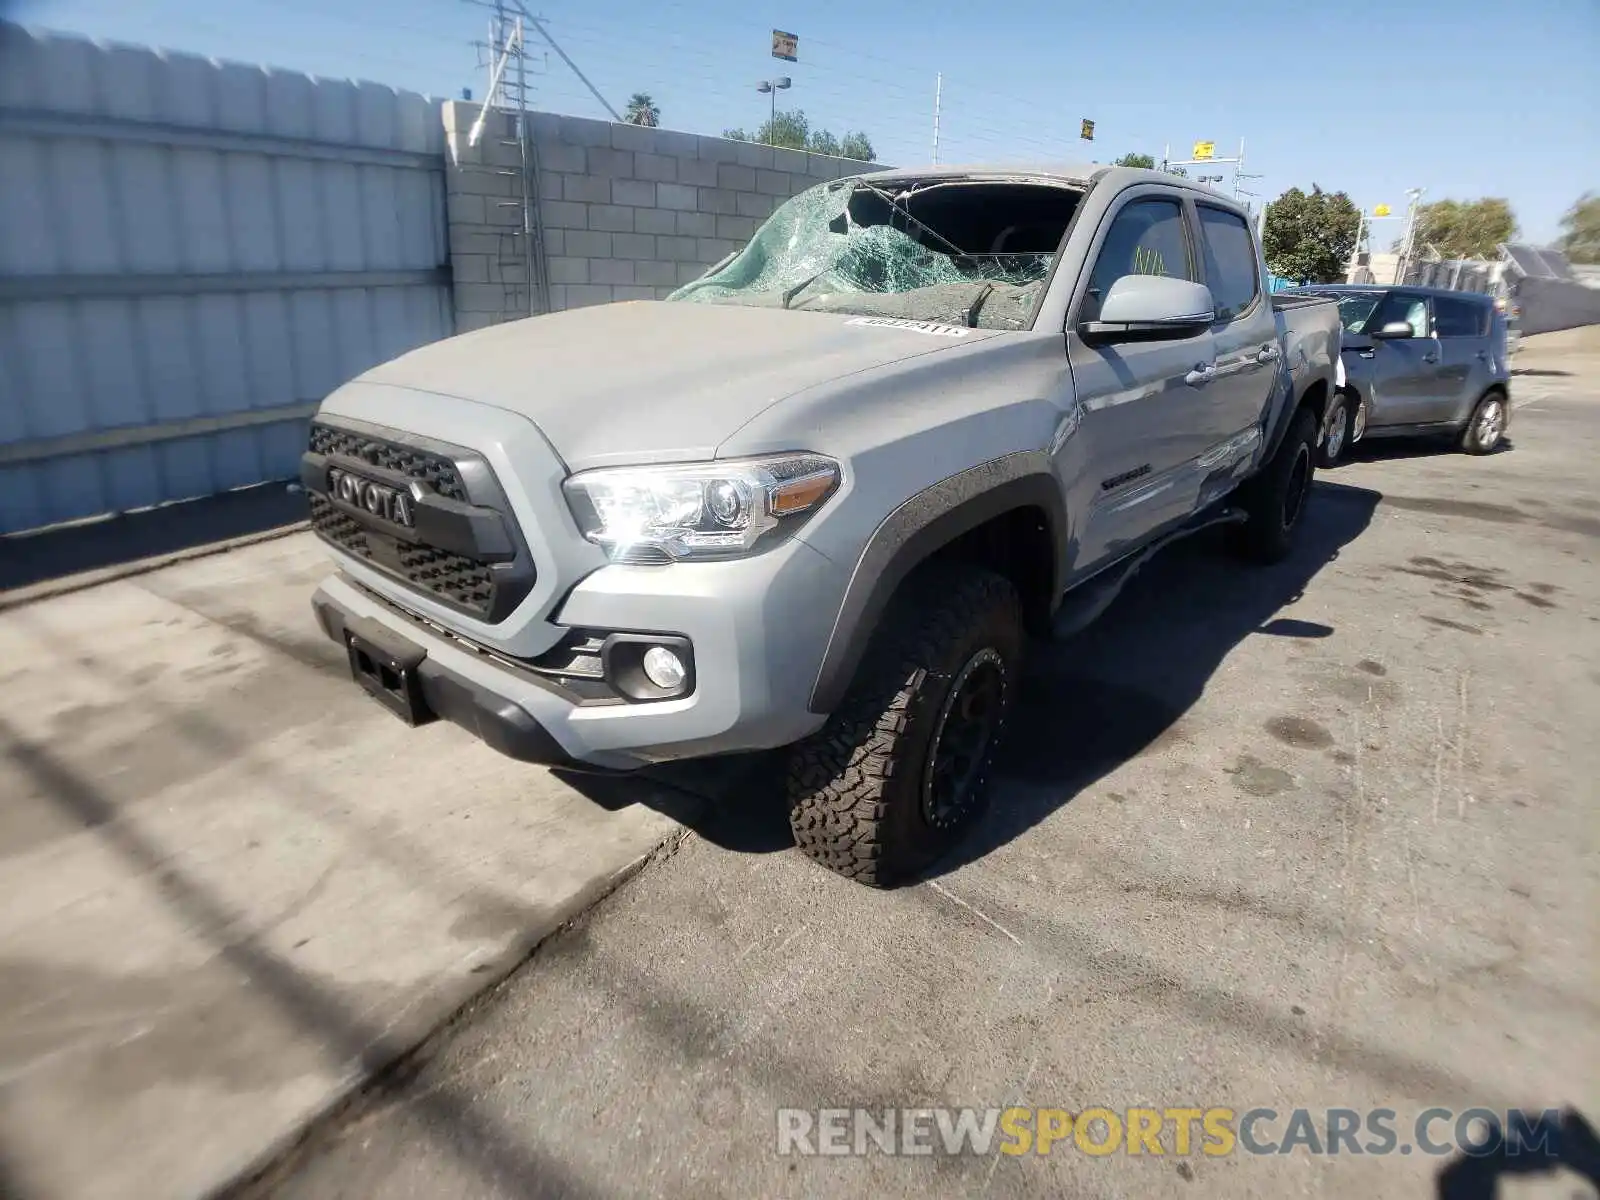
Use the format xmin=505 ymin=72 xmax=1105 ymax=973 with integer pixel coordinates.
xmin=1286 ymin=284 xmax=1512 ymax=463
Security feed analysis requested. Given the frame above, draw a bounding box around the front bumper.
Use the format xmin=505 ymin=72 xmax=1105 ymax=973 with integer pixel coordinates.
xmin=312 ymin=594 xmax=582 ymax=766
xmin=311 ymin=532 xmax=846 ymax=769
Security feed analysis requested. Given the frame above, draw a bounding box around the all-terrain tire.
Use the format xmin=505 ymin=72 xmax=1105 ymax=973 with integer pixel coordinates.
xmin=786 ymin=566 xmax=1024 ymax=887
xmin=1459 ymin=390 xmax=1508 ymax=455
xmin=1231 ymin=406 xmax=1318 ymax=565
xmin=1317 ymin=392 xmax=1352 ymax=468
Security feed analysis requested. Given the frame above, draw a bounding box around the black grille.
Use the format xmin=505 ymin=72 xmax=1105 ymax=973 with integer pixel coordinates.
xmin=309 ymin=494 xmax=370 ymax=557
xmin=309 ymin=422 xmax=468 ymax=501
xmin=310 ymin=495 xmax=497 ymax=617
xmin=394 ymin=541 xmax=496 ymax=612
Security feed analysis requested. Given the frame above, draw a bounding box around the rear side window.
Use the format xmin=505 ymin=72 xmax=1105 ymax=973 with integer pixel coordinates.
xmin=1433 ymin=296 xmax=1489 ymax=338
xmin=1082 ymin=198 xmax=1191 ymax=320
xmin=1196 ymin=205 xmax=1259 ymax=322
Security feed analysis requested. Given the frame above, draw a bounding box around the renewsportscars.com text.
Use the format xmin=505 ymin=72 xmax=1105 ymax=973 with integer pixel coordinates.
xmin=776 ymin=1106 xmax=1566 ymax=1158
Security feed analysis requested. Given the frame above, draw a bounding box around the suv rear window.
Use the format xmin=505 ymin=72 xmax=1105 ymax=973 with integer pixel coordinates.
xmin=1195 ymin=205 xmax=1259 ymax=323
xmin=1433 ymin=295 xmax=1489 ymax=338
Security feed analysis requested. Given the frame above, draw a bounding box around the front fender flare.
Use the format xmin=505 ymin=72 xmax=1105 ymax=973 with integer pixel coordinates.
xmin=806 ymin=451 xmax=1067 ymax=715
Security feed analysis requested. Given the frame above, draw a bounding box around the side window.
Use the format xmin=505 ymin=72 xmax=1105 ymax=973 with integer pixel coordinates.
xmin=1196 ymin=205 xmax=1260 ymax=323
xmin=1370 ymin=293 xmax=1429 ymax=338
xmin=1434 ymin=296 xmax=1487 ymax=338
xmin=1082 ymin=198 xmax=1191 ymax=321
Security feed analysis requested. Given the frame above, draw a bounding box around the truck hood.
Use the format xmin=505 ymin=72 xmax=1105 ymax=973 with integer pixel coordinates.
xmin=352 ymin=301 xmax=998 ymax=470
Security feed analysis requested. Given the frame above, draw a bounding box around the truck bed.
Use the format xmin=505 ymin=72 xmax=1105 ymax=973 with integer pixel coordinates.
xmin=1270 ymin=293 xmax=1338 ymax=311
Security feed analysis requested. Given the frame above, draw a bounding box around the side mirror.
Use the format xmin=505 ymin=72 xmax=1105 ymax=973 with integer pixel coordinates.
xmin=1079 ymin=275 xmax=1215 ymax=342
xmin=1371 ymin=320 xmax=1415 ymax=339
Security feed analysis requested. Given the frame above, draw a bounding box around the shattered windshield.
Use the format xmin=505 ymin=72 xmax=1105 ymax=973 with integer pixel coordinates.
xmin=666 ymin=176 xmax=1081 ymax=331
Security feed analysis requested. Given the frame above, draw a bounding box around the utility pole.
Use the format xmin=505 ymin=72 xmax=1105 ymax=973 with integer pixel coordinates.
xmin=1395 ymin=187 xmax=1426 ymax=285
xmin=931 ymin=72 xmax=942 ymax=165
xmin=1164 ymin=136 xmax=1255 ymax=193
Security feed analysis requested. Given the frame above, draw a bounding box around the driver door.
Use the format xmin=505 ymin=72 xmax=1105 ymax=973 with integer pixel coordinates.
xmin=1062 ymin=193 xmax=1215 ymax=575
xmin=1365 ymin=291 xmax=1444 ymax=425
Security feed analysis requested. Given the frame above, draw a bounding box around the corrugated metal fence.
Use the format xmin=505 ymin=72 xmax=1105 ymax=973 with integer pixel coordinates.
xmin=1398 ymin=259 xmax=1500 ymax=295
xmin=0 ymin=26 xmax=453 ymax=534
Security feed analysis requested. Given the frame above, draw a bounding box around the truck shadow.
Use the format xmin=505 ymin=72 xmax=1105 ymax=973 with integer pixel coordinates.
xmin=576 ymin=479 xmax=1382 ymax=871
xmin=933 ymin=477 xmax=1382 ymax=878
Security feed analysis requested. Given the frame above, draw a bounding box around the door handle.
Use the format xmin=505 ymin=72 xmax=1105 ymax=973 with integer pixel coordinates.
xmin=1184 ymin=363 xmax=1216 ymax=387
xmin=1255 ymin=344 xmax=1280 ymax=364
xmin=1422 ymin=353 xmax=1439 ymax=364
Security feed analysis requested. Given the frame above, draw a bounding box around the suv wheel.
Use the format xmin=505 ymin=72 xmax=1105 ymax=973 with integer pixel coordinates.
xmin=786 ymin=566 xmax=1023 ymax=887
xmin=1318 ymin=393 xmax=1351 ymax=468
xmin=1460 ymin=391 xmax=1507 ymax=455
xmin=1232 ymin=406 xmax=1318 ymax=564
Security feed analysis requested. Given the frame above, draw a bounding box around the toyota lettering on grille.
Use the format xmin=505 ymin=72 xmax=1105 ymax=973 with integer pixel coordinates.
xmin=328 ymin=466 xmax=415 ymax=529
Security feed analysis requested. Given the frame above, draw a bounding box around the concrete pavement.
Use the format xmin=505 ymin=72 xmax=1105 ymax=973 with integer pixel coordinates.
xmin=266 ymin=332 xmax=1600 ymax=1199
xmin=1 ymin=331 xmax=1595 ymax=1200
xmin=0 ymin=535 xmax=694 ymax=1199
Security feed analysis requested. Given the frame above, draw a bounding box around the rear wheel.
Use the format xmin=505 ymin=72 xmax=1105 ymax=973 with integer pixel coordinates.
xmin=1232 ymin=406 xmax=1318 ymax=564
xmin=1460 ymin=391 xmax=1507 ymax=455
xmin=1318 ymin=393 xmax=1351 ymax=467
xmin=786 ymin=566 xmax=1023 ymax=887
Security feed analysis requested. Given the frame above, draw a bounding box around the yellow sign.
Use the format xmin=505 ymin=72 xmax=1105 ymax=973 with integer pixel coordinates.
xmin=771 ymin=29 xmax=798 ymax=62
xmin=1373 ymin=203 xmax=1392 ymax=217
xmin=1080 ymin=118 xmax=1095 ymax=141
xmin=1192 ymin=140 xmax=1215 ymax=160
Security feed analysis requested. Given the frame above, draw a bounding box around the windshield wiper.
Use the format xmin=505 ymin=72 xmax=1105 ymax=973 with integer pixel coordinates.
xmin=965 ymin=283 xmax=995 ymax=328
xmin=852 ymin=180 xmax=967 ymax=258
xmin=781 ymin=270 xmax=829 ymax=310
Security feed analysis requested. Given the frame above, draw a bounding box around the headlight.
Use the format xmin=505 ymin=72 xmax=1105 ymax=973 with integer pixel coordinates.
xmin=563 ymin=454 xmax=841 ymax=563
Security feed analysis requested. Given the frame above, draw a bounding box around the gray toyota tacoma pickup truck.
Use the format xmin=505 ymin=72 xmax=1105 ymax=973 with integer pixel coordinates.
xmin=304 ymin=164 xmax=1341 ymax=886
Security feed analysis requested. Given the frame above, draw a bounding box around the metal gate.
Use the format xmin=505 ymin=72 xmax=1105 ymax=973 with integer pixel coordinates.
xmin=0 ymin=26 xmax=453 ymax=534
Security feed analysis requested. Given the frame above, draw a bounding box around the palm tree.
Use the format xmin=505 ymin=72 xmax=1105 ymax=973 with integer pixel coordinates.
xmin=624 ymin=93 xmax=660 ymax=128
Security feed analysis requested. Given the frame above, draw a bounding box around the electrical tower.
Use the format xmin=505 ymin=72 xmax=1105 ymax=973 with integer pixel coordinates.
xmin=462 ymin=0 xmax=549 ymax=317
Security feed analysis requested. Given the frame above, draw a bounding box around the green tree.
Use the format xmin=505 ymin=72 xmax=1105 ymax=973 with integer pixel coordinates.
xmin=623 ymin=92 xmax=660 ymax=127
xmin=808 ymin=129 xmax=841 ymax=157
xmin=723 ymin=111 xmax=875 ymax=161
xmin=838 ymin=131 xmax=874 ymax=162
xmin=1412 ymin=197 xmax=1516 ymax=260
xmin=1261 ymin=184 xmax=1361 ymax=283
xmin=1113 ymin=152 xmax=1155 ymax=169
xmin=1557 ymin=192 xmax=1600 ymax=264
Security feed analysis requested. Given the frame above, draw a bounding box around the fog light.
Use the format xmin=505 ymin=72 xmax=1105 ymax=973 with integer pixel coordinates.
xmin=642 ymin=645 xmax=686 ymax=690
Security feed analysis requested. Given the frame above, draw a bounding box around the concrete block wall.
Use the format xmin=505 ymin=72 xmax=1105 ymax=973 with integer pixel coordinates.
xmin=441 ymin=102 xmax=886 ymax=331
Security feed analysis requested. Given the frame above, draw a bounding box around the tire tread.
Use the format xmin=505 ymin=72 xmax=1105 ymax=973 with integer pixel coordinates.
xmin=786 ymin=567 xmax=1020 ymax=887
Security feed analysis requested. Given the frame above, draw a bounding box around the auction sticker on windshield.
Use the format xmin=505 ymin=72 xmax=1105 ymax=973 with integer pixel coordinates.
xmin=845 ymin=316 xmax=972 ymax=338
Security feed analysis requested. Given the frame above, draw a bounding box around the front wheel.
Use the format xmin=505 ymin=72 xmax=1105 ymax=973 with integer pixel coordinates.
xmin=786 ymin=566 xmax=1023 ymax=887
xmin=1231 ymin=406 xmax=1318 ymax=565
xmin=1460 ymin=391 xmax=1507 ymax=455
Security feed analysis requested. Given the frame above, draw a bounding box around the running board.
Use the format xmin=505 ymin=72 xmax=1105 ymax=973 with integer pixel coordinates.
xmin=1050 ymin=508 xmax=1247 ymax=639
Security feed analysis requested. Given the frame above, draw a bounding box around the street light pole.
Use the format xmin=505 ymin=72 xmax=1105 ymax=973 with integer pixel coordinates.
xmin=755 ymin=76 xmax=791 ymax=145
xmin=1395 ymin=187 xmax=1426 ymax=285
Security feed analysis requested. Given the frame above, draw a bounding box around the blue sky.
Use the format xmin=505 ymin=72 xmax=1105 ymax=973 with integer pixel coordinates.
xmin=14 ymin=0 xmax=1599 ymax=242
